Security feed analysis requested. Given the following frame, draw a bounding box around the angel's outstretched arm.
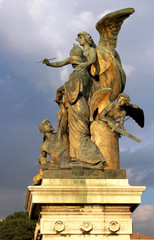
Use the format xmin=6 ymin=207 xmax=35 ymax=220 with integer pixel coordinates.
xmin=43 ymin=57 xmax=70 ymax=68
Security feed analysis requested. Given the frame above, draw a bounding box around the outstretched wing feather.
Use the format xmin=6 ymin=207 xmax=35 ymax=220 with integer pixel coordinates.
xmin=96 ymin=8 xmax=135 ymax=52
xmin=89 ymin=88 xmax=112 ymax=119
xmin=125 ymin=104 xmax=144 ymax=128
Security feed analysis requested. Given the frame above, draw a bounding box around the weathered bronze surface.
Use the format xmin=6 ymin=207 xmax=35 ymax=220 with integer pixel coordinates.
xmin=43 ymin=169 xmax=126 ymax=179
xmin=33 ymin=8 xmax=145 ymax=184
xmin=91 ymin=120 xmax=120 ymax=169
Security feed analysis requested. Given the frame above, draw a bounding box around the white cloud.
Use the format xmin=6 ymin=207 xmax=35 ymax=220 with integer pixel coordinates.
xmin=127 ymin=168 xmax=148 ymax=184
xmin=68 ymin=11 xmax=95 ymax=32
xmin=0 ymin=0 xmax=70 ymax=57
xmin=27 ymin=0 xmax=56 ymax=21
xmin=132 ymin=205 xmax=154 ymax=222
xmin=132 ymin=205 xmax=154 ymax=237
xmin=123 ymin=64 xmax=136 ymax=76
xmin=60 ymin=67 xmax=71 ymax=84
xmin=73 ymin=2 xmax=78 ymax=7
xmin=119 ymin=146 xmax=128 ymax=152
xmin=135 ymin=171 xmax=148 ymax=183
xmin=126 ymin=168 xmax=134 ymax=179
xmin=97 ymin=10 xmax=112 ymax=20
xmin=56 ymin=51 xmax=68 ymax=61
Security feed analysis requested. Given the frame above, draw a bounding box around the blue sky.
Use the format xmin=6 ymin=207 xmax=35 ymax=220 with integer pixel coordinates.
xmin=0 ymin=0 xmax=154 ymax=236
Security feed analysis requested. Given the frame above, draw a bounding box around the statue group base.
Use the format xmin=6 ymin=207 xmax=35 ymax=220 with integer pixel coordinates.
xmin=25 ymin=169 xmax=145 ymax=240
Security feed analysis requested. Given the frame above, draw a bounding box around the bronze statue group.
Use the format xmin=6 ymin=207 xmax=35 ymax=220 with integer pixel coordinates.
xmin=33 ymin=8 xmax=144 ymax=185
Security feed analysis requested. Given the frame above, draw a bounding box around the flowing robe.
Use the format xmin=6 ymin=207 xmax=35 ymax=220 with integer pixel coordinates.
xmin=64 ymin=68 xmax=105 ymax=165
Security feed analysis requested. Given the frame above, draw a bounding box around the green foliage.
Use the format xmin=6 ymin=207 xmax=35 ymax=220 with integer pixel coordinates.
xmin=0 ymin=211 xmax=37 ymax=240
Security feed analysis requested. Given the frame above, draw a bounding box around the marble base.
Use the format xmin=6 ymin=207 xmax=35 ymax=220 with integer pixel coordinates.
xmin=25 ymin=175 xmax=145 ymax=240
xmin=39 ymin=205 xmax=131 ymax=240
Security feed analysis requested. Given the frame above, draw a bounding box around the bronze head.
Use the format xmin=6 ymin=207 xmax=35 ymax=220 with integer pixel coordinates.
xmin=117 ymin=93 xmax=130 ymax=106
xmin=39 ymin=120 xmax=55 ymax=134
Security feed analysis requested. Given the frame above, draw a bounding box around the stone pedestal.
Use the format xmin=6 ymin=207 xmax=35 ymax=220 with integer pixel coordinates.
xmin=25 ymin=169 xmax=145 ymax=240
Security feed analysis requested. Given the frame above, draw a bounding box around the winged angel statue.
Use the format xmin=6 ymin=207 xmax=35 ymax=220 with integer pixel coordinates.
xmin=34 ymin=8 xmax=144 ymax=181
xmin=76 ymin=8 xmax=136 ymax=101
xmin=75 ymin=8 xmax=144 ymax=135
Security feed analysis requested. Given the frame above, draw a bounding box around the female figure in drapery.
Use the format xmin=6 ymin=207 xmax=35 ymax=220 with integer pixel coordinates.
xmin=43 ymin=44 xmax=106 ymax=169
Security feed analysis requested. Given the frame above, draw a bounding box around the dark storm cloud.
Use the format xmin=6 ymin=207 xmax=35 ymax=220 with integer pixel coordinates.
xmin=120 ymin=144 xmax=154 ymax=187
xmin=0 ymin=55 xmax=59 ymax=190
xmin=0 ymin=188 xmax=26 ymax=219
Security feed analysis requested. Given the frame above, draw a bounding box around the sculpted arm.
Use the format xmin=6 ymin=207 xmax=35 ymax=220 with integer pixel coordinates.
xmin=86 ymin=47 xmax=97 ymax=66
xmin=119 ymin=111 xmax=126 ymax=129
xmin=43 ymin=57 xmax=70 ymax=68
xmin=100 ymin=104 xmax=113 ymax=121
xmin=79 ymin=48 xmax=96 ymax=69
xmin=100 ymin=103 xmax=116 ymax=128
xmin=38 ymin=150 xmax=48 ymax=165
xmin=60 ymin=103 xmax=68 ymax=134
xmin=56 ymin=85 xmax=65 ymax=103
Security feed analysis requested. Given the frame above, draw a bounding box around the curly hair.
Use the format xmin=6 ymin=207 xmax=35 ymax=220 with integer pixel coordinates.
xmin=117 ymin=93 xmax=130 ymax=105
xmin=77 ymin=31 xmax=96 ymax=48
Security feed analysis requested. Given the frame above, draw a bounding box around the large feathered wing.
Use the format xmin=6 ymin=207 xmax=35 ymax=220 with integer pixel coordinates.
xmin=90 ymin=8 xmax=135 ymax=102
xmin=96 ymin=8 xmax=135 ymax=53
xmin=89 ymin=88 xmax=112 ymax=121
xmin=125 ymin=104 xmax=144 ymax=128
